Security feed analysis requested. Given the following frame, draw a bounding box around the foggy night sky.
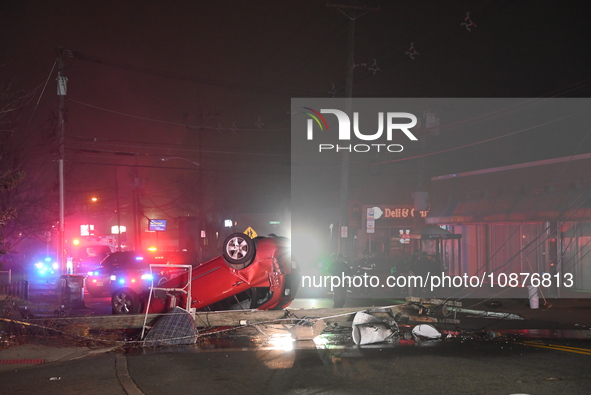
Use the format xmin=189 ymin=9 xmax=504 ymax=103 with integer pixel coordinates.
xmin=2 ymin=0 xmax=591 ymax=216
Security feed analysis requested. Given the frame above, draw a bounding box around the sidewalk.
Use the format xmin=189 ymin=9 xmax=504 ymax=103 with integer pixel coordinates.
xmin=0 ymin=341 xmax=119 ymax=372
xmin=0 ymin=296 xmax=119 ymax=372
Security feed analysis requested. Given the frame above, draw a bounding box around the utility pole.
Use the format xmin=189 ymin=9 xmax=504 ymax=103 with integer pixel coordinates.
xmin=114 ymin=167 xmax=122 ymax=251
xmin=132 ymin=168 xmax=142 ymax=250
xmin=197 ymin=125 xmax=204 ymax=262
xmin=327 ymin=1 xmax=379 ymax=257
xmin=56 ymin=48 xmax=67 ymax=274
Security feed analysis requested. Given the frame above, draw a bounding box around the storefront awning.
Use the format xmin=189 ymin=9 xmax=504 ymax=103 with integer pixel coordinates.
xmin=407 ymin=225 xmax=461 ymax=239
xmin=426 ymin=189 xmax=591 ymax=224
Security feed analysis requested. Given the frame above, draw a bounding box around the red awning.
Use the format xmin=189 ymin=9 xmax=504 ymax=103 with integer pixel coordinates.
xmin=426 ymin=189 xmax=591 ymax=224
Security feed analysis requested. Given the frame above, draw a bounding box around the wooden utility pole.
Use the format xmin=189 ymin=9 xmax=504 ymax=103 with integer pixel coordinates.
xmin=56 ymin=48 xmax=67 ymax=274
xmin=132 ymin=168 xmax=142 ymax=250
xmin=114 ymin=167 xmax=122 ymax=251
xmin=327 ymin=2 xmax=379 ymax=257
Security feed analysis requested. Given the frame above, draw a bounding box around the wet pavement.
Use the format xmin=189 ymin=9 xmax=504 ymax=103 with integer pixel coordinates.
xmin=2 ymin=326 xmax=591 ymax=394
xmin=3 ymin=282 xmax=591 ymax=393
xmin=127 ymin=336 xmax=591 ymax=394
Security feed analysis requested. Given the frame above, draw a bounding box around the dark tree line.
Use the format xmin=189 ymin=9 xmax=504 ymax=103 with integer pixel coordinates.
xmin=0 ymin=76 xmax=60 ymax=266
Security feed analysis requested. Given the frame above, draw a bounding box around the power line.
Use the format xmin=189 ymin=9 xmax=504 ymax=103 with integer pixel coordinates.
xmin=66 ymin=139 xmax=287 ymax=158
xmin=66 ymin=159 xmax=290 ymax=176
xmin=371 ymin=106 xmax=588 ymax=166
xmin=68 ymin=99 xmax=290 ymax=133
xmin=212 ymin=1 xmax=326 ymax=108
xmin=68 ymin=50 xmax=326 ymax=97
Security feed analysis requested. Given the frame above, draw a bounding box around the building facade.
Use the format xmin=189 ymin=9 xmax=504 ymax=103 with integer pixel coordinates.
xmin=426 ymin=153 xmax=591 ymax=294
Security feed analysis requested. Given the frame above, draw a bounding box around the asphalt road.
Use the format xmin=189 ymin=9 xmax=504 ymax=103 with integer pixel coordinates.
xmin=2 ymin=335 xmax=591 ymax=394
xmin=6 ymin=277 xmax=591 ymax=394
xmin=128 ymin=339 xmax=591 ymax=394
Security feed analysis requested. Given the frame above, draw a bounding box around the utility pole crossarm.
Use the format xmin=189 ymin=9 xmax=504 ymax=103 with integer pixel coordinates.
xmin=326 ymin=2 xmax=380 ymax=20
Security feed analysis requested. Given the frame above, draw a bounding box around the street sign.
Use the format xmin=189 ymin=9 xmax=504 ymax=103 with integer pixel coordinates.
xmin=244 ymin=227 xmax=258 ymax=239
xmin=148 ymin=219 xmax=167 ymax=231
xmin=367 ymin=207 xmax=375 ymax=234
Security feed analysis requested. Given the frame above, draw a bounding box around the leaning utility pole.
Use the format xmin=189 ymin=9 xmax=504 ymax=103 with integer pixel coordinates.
xmin=327 ymin=1 xmax=379 ymax=257
xmin=56 ymin=48 xmax=67 ymax=274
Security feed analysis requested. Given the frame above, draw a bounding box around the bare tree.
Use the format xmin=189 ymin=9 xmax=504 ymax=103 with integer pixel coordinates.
xmin=0 ymin=78 xmax=38 ymax=260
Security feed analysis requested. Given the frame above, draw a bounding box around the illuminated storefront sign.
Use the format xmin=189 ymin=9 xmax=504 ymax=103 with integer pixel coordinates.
xmin=81 ymin=224 xmax=95 ymax=236
xmin=383 ymin=207 xmax=428 ymax=219
xmin=364 ymin=205 xmax=429 ymax=229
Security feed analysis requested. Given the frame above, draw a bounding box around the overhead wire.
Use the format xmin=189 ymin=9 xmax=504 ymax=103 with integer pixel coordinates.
xmin=449 ymin=134 xmax=591 ymax=303
xmin=69 ymin=49 xmax=326 ymax=98
xmin=67 ymin=98 xmax=289 ymax=133
xmin=58 ymin=2 xmax=587 ymax=157
xmin=62 ymin=5 xmax=346 ymax=134
xmin=210 ymin=1 xmax=327 ymax=108
xmin=350 ymin=0 xmax=507 ymax=91
xmin=67 ymin=136 xmax=287 ymax=158
xmin=36 ymin=3 xmax=591 ymax=300
xmin=26 ymin=60 xmax=57 ymax=128
xmin=65 ymin=159 xmax=289 ymax=177
xmin=353 ymin=0 xmax=588 ymax=99
xmin=371 ymin=107 xmax=587 ymax=166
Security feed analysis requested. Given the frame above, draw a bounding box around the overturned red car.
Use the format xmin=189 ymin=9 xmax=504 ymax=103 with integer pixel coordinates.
xmin=111 ymin=233 xmax=299 ymax=314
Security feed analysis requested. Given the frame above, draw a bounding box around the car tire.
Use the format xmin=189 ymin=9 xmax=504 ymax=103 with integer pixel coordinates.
xmin=223 ymin=232 xmax=256 ymax=269
xmin=111 ymin=288 xmax=141 ymax=314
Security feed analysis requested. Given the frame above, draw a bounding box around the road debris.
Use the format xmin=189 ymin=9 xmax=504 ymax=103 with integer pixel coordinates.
xmin=143 ymin=307 xmax=198 ymax=347
xmin=411 ymin=324 xmax=442 ymax=342
xmin=352 ymin=311 xmax=399 ymax=345
xmin=288 ymin=319 xmax=325 ymax=341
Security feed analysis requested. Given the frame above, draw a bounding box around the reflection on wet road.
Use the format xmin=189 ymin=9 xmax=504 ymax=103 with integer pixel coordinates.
xmin=127 ymin=325 xmax=591 ymax=395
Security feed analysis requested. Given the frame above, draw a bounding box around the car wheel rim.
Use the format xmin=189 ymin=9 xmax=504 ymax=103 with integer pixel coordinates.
xmin=114 ymin=293 xmax=131 ymax=313
xmin=226 ymin=236 xmax=248 ymax=260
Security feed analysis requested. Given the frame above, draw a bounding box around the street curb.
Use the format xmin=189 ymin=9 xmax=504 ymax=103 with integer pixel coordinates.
xmin=116 ymin=354 xmax=144 ymax=395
